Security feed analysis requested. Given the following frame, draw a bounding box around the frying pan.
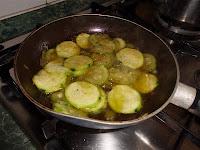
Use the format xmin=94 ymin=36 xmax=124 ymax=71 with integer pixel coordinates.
xmin=14 ymin=14 xmax=199 ymax=129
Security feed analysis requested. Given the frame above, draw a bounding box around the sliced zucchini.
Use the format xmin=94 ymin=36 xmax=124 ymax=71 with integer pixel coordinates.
xmin=80 ymin=50 xmax=91 ymax=56
xmin=108 ymin=85 xmax=142 ymax=114
xmin=64 ymin=55 xmax=93 ymax=76
xmin=141 ymin=53 xmax=157 ymax=73
xmin=116 ymin=48 xmax=144 ymax=69
xmin=46 ymin=57 xmax=64 ymax=65
xmin=40 ymin=49 xmax=59 ymax=66
xmin=109 ymin=67 xmax=132 ymax=85
xmin=65 ymin=81 xmax=100 ymax=109
xmin=83 ymin=65 xmax=109 ymax=85
xmin=44 ymin=59 xmax=70 ymax=75
xmin=91 ymin=53 xmax=114 ymax=68
xmin=50 ymin=90 xmax=65 ymax=103
xmin=109 ymin=66 xmax=141 ymax=85
xmin=113 ymin=38 xmax=126 ymax=52
xmin=51 ymin=90 xmax=88 ymax=117
xmin=53 ymin=101 xmax=88 ymax=117
xmin=56 ymin=41 xmax=80 ymax=58
xmin=131 ymin=69 xmax=142 ymax=83
xmin=89 ymin=33 xmax=115 ymax=54
xmin=76 ymin=33 xmax=91 ymax=49
xmin=32 ymin=69 xmax=67 ymax=94
xmin=82 ymin=88 xmax=107 ymax=114
xmin=89 ymin=33 xmax=110 ymax=45
xmin=125 ymin=42 xmax=136 ymax=49
xmin=133 ymin=72 xmax=158 ymax=94
xmin=53 ymin=101 xmax=68 ymax=113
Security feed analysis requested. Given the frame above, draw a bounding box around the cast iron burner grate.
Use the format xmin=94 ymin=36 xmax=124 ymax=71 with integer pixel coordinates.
xmin=40 ymin=111 xmax=200 ymax=150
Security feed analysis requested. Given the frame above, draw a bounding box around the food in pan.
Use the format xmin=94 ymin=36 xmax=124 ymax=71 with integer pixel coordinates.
xmin=116 ymin=48 xmax=144 ymax=69
xmin=80 ymin=65 xmax=109 ymax=85
xmin=56 ymin=41 xmax=80 ymax=58
xmin=33 ymin=33 xmax=158 ymax=120
xmin=108 ymin=85 xmax=142 ymax=114
xmin=64 ymin=55 xmax=93 ymax=76
xmin=141 ymin=53 xmax=157 ymax=73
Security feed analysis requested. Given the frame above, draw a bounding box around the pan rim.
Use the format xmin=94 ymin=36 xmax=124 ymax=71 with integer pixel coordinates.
xmin=14 ymin=13 xmax=180 ymax=127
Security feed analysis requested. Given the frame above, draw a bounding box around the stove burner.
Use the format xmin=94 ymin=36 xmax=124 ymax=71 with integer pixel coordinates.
xmin=154 ymin=13 xmax=200 ymax=40
xmin=170 ymin=40 xmax=200 ymax=58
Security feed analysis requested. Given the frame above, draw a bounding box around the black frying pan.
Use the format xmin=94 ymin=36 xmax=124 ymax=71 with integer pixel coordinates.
xmin=14 ymin=14 xmax=197 ymax=129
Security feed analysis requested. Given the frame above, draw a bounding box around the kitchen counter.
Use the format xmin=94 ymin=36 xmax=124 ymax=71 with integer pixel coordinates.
xmin=0 ymin=0 xmax=111 ymax=43
xmin=0 ymin=104 xmax=35 ymax=150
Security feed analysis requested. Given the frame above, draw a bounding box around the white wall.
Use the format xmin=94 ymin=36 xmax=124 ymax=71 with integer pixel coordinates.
xmin=0 ymin=0 xmax=64 ymax=20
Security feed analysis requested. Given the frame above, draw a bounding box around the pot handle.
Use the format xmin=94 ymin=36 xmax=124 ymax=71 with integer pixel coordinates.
xmin=170 ymin=82 xmax=200 ymax=117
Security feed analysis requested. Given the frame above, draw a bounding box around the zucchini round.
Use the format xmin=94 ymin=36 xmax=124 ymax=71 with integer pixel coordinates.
xmin=44 ymin=59 xmax=69 ymax=75
xmin=113 ymin=38 xmax=126 ymax=51
xmin=133 ymin=72 xmax=158 ymax=94
xmin=56 ymin=41 xmax=80 ymax=58
xmin=108 ymin=85 xmax=142 ymax=114
xmin=32 ymin=69 xmax=67 ymax=94
xmin=40 ymin=48 xmax=59 ymax=66
xmin=125 ymin=42 xmax=136 ymax=49
xmin=91 ymin=53 xmax=114 ymax=68
xmin=116 ymin=48 xmax=144 ymax=69
xmin=50 ymin=90 xmax=65 ymax=103
xmin=82 ymin=88 xmax=107 ymax=114
xmin=83 ymin=65 xmax=109 ymax=85
xmin=76 ymin=33 xmax=91 ymax=49
xmin=89 ymin=34 xmax=115 ymax=54
xmin=64 ymin=55 xmax=93 ymax=76
xmin=109 ymin=67 xmax=134 ymax=85
xmin=141 ymin=53 xmax=157 ymax=73
xmin=65 ymin=81 xmax=100 ymax=108
xmin=53 ymin=101 xmax=88 ymax=117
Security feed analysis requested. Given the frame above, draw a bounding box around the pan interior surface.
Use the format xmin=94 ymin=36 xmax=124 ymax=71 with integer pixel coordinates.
xmin=14 ymin=14 xmax=178 ymax=123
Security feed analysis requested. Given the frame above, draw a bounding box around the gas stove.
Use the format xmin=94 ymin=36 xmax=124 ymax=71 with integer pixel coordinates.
xmin=0 ymin=0 xmax=200 ymax=150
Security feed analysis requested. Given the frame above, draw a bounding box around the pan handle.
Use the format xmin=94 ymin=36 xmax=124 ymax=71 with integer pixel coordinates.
xmin=170 ymin=82 xmax=200 ymax=117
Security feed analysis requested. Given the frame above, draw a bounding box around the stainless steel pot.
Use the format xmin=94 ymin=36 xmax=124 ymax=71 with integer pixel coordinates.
xmin=158 ymin=0 xmax=200 ymax=28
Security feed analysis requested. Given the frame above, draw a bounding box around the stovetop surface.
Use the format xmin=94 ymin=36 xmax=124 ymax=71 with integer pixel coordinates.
xmin=0 ymin=0 xmax=200 ymax=150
